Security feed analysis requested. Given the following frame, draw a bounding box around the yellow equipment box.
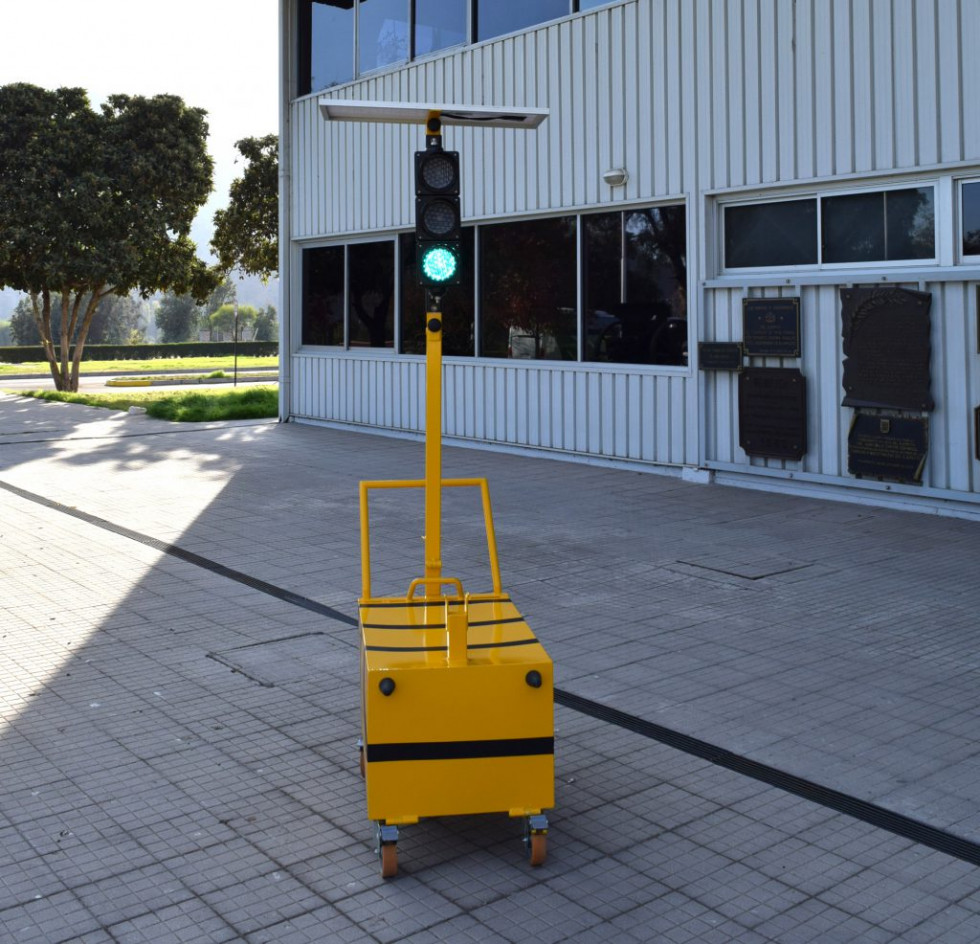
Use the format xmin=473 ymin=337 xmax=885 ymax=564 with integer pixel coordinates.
xmin=358 ymin=479 xmax=554 ymax=877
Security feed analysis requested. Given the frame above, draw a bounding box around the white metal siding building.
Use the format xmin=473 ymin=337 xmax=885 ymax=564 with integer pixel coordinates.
xmin=278 ymin=0 xmax=980 ymax=518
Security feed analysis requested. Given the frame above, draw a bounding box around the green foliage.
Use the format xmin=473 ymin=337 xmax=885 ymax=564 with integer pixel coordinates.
xmin=212 ymin=134 xmax=279 ymax=279
xmin=0 ymin=320 xmax=10 ymax=345
xmin=16 ymin=386 xmax=278 ymax=421
xmin=253 ymin=305 xmax=278 ymax=342
xmin=210 ymin=303 xmax=258 ymax=340
xmin=155 ymin=293 xmax=201 ymax=343
xmin=145 ymin=386 xmax=277 ymax=421
xmin=0 ymin=83 xmax=222 ymax=389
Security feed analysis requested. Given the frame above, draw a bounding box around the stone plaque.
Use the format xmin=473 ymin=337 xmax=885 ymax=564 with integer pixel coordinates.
xmin=698 ymin=342 xmax=743 ymax=371
xmin=742 ymin=298 xmax=801 ymax=357
xmin=848 ymin=412 xmax=928 ymax=484
xmin=841 ymin=287 xmax=934 ymax=411
xmin=738 ymin=368 xmax=807 ymax=460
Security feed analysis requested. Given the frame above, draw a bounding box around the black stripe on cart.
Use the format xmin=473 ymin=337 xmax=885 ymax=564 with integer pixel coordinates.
xmin=367 ymin=736 xmax=554 ymax=762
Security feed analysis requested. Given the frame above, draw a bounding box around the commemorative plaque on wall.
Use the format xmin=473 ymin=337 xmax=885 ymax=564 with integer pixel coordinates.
xmin=738 ymin=368 xmax=807 ymax=460
xmin=698 ymin=342 xmax=743 ymax=371
xmin=848 ymin=412 xmax=928 ymax=484
xmin=742 ymin=297 xmax=801 ymax=357
xmin=840 ymin=287 xmax=934 ymax=411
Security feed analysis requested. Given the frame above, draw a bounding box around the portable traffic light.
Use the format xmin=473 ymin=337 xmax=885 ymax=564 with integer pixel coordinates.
xmin=415 ymin=145 xmax=461 ymax=286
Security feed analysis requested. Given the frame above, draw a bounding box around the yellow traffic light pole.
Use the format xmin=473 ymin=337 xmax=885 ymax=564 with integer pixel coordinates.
xmin=423 ymin=112 xmax=445 ymax=596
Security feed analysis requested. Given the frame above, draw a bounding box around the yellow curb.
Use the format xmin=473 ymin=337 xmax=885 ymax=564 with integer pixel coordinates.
xmin=105 ymin=379 xmax=152 ymax=387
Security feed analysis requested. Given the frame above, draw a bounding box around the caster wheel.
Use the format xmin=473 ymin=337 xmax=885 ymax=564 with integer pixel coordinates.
xmin=527 ymin=832 xmax=547 ymax=867
xmin=380 ymin=843 xmax=398 ymax=878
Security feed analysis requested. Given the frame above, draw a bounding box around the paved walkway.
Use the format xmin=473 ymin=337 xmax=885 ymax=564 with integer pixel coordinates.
xmin=1 ymin=391 xmax=979 ymax=942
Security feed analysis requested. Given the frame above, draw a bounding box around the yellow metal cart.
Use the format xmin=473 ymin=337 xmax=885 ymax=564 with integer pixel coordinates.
xmin=358 ymin=479 xmax=554 ymax=877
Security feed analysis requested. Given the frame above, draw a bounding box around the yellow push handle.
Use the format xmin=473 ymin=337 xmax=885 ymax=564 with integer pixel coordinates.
xmin=406 ymin=577 xmax=464 ymax=601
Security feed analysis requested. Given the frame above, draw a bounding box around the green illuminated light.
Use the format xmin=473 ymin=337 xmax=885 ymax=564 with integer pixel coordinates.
xmin=421 ymin=246 xmax=458 ymax=282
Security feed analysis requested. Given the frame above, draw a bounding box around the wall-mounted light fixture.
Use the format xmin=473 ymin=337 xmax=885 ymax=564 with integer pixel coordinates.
xmin=602 ymin=168 xmax=629 ymax=187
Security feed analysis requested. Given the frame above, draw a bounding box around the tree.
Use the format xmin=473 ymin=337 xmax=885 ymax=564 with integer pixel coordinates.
xmin=253 ymin=305 xmax=278 ymax=342
xmin=211 ymin=134 xmax=279 ymax=279
xmin=0 ymin=83 xmax=220 ymax=390
xmin=210 ymin=303 xmax=258 ymax=341
xmin=155 ymin=293 xmax=200 ymax=343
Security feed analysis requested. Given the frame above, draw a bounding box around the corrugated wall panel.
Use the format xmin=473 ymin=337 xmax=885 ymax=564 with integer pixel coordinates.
xmin=290 ymin=356 xmax=693 ymax=467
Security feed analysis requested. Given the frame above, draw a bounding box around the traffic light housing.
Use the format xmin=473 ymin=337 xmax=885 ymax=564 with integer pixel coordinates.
xmin=415 ymin=145 xmax=461 ymax=286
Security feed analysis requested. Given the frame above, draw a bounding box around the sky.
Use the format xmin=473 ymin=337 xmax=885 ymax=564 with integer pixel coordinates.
xmin=1 ymin=0 xmax=279 ymax=260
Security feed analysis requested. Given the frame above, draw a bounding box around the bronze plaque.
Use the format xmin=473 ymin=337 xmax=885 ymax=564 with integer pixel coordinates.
xmin=698 ymin=342 xmax=743 ymax=371
xmin=841 ymin=287 xmax=933 ymax=411
xmin=742 ymin=298 xmax=801 ymax=357
xmin=848 ymin=412 xmax=928 ymax=484
xmin=738 ymin=368 xmax=807 ymax=460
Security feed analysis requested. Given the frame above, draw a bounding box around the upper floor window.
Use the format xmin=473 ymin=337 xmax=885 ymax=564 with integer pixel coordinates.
xmin=724 ymin=185 xmax=935 ymax=271
xmin=477 ymin=0 xmax=569 ymax=42
xmin=299 ymin=0 xmax=626 ymax=94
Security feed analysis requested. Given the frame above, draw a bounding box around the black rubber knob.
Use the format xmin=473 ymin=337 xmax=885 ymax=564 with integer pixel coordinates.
xmin=427 ymin=318 xmax=442 ymax=333
xmin=379 ymin=678 xmax=396 ymax=696
xmin=525 ymin=670 xmax=542 ymax=689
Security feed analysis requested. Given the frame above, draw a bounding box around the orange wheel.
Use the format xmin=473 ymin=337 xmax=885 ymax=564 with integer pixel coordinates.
xmin=528 ymin=832 xmax=547 ymax=867
xmin=380 ymin=843 xmax=398 ymax=878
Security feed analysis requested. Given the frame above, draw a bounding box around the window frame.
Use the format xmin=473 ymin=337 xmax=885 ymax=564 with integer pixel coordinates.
xmin=720 ymin=181 xmax=939 ymax=275
xmin=958 ymin=177 xmax=980 ymax=263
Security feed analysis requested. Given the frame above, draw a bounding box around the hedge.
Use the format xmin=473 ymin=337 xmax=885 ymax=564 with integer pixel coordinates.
xmin=0 ymin=341 xmax=278 ymax=364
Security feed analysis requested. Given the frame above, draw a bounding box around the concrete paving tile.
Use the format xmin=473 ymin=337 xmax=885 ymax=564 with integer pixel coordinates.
xmin=333 ymin=880 xmax=463 ymax=943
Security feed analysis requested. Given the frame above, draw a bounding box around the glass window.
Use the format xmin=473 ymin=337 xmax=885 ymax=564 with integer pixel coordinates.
xmin=302 ymin=246 xmax=345 ymax=346
xmin=883 ymin=187 xmax=934 ymax=260
xmin=823 ymin=187 xmax=934 ymax=263
xmin=583 ymin=208 xmax=687 ymax=365
xmin=477 ymin=0 xmax=570 ymax=42
xmin=578 ymin=0 xmax=616 ymax=9
xmin=725 ymin=199 xmax=817 ymax=268
xmin=480 ymin=216 xmax=577 ymax=359
xmin=400 ymin=230 xmax=475 ymax=356
xmin=964 ymin=182 xmax=980 ymax=256
xmin=358 ymin=0 xmax=409 ymax=74
xmin=308 ymin=0 xmax=355 ymax=93
xmin=348 ymin=241 xmax=395 ymax=348
xmin=415 ymin=0 xmax=467 ymax=56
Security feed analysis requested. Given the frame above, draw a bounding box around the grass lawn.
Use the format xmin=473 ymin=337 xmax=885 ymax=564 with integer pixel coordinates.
xmin=0 ymin=356 xmax=278 ymax=376
xmin=16 ymin=386 xmax=279 ymax=422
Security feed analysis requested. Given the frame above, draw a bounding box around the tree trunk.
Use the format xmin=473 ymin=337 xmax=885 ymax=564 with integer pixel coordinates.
xmin=30 ymin=291 xmax=65 ymax=390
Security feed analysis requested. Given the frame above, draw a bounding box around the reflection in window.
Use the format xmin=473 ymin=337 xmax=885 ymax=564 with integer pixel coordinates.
xmin=481 ymin=216 xmax=577 ymax=359
xmin=478 ymin=0 xmax=569 ymax=42
xmin=358 ymin=0 xmax=409 ymax=74
xmin=962 ymin=182 xmax=980 ymax=256
xmin=400 ymin=231 xmax=475 ymax=356
xmin=348 ymin=241 xmax=395 ymax=348
xmin=583 ymin=208 xmax=688 ymax=366
xmin=415 ymin=0 xmax=467 ymax=56
xmin=725 ymin=199 xmax=817 ymax=268
xmin=309 ymin=0 xmax=355 ymax=93
xmin=302 ymin=246 xmax=345 ymax=346
xmin=822 ymin=188 xmax=933 ymax=263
